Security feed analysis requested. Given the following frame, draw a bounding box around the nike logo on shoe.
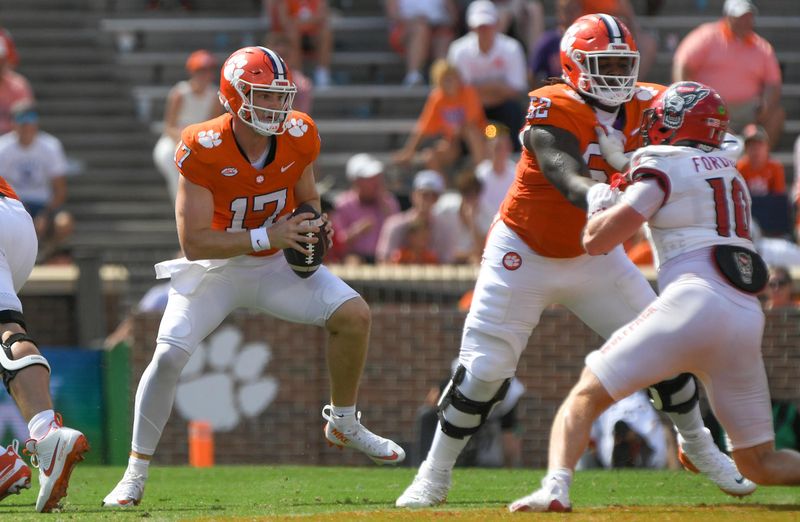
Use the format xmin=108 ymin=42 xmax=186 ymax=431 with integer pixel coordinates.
xmin=42 ymin=440 xmax=60 ymax=477
xmin=373 ymin=451 xmax=400 ymax=461
xmin=281 ymin=161 xmax=296 ymax=173
xmin=735 ymin=476 xmax=745 ymax=484
xmin=329 ymin=427 xmax=350 ymax=445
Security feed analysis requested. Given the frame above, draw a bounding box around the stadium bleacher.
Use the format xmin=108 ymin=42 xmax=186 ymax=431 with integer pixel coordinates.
xmin=2 ymin=0 xmax=798 ymax=307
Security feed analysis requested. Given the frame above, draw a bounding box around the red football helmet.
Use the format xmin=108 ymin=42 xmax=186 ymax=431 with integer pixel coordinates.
xmin=641 ymin=81 xmax=729 ymax=150
xmin=560 ymin=14 xmax=639 ymax=106
xmin=218 ymin=46 xmax=297 ymax=136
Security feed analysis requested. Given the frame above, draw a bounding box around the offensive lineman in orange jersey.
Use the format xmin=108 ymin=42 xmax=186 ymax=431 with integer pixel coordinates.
xmin=397 ymin=14 xmax=754 ymax=510
xmin=103 ymin=46 xmax=404 ymax=509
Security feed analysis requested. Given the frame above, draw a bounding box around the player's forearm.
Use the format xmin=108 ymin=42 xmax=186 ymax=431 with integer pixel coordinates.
xmin=179 ymin=228 xmax=255 ymax=261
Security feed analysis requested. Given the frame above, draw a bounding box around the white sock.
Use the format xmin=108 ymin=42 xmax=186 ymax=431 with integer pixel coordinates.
xmin=128 ymin=455 xmax=150 ymax=477
xmin=28 ymin=409 xmax=55 ymax=440
xmin=330 ymin=404 xmax=357 ymax=431
xmin=546 ymin=467 xmax=573 ymax=488
xmin=131 ymin=344 xmax=190 ymax=455
xmin=427 ymin=429 xmax=468 ymax=472
xmin=666 ymin=404 xmax=707 ymax=443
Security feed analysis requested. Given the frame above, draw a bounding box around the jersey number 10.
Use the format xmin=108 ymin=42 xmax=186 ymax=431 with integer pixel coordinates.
xmin=707 ymin=177 xmax=751 ymax=239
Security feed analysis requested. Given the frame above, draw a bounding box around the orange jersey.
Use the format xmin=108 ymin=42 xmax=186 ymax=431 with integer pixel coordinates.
xmin=580 ymin=0 xmax=623 ymax=17
xmin=176 ymin=112 xmax=320 ymax=257
xmin=416 ymin=85 xmax=486 ymax=139
xmin=499 ymin=82 xmax=664 ymax=258
xmin=0 ymin=175 xmax=18 ymax=199
xmin=736 ymin=157 xmax=785 ymax=196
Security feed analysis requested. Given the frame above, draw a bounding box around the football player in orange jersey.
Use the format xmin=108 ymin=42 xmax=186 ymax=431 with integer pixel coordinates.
xmin=0 ymin=176 xmax=89 ymax=512
xmin=103 ymin=46 xmax=404 ymax=509
xmin=397 ymin=14 xmax=753 ymax=510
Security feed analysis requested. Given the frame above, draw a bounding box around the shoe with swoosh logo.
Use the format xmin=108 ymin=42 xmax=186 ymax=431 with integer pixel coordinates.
xmin=677 ymin=428 xmax=756 ymax=497
xmin=0 ymin=440 xmax=31 ymax=502
xmin=25 ymin=415 xmax=89 ymax=513
xmin=322 ymin=405 xmax=406 ymax=465
xmin=396 ymin=460 xmax=451 ymax=508
xmin=102 ymin=469 xmax=146 ymax=508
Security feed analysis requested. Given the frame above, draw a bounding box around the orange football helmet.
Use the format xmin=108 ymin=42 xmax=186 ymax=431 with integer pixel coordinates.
xmin=560 ymin=14 xmax=639 ymax=106
xmin=641 ymin=81 xmax=729 ymax=150
xmin=218 ymin=46 xmax=297 ymax=136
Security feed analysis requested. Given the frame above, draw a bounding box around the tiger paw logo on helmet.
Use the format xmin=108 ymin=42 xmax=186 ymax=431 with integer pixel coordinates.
xmin=198 ymin=130 xmax=222 ymax=148
xmin=175 ymin=325 xmax=279 ymax=431
xmin=285 ymin=117 xmax=308 ymax=138
xmin=223 ymin=55 xmax=248 ymax=84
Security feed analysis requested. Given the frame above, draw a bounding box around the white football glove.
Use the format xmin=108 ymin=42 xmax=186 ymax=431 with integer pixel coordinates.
xmin=595 ymin=125 xmax=629 ymax=172
xmin=586 ymin=182 xmax=620 ymax=218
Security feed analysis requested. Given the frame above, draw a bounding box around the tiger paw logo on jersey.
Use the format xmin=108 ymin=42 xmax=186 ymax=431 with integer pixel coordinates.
xmin=284 ymin=117 xmax=308 ymax=138
xmin=198 ymin=130 xmax=222 ymax=148
xmin=502 ymin=252 xmax=522 ymax=271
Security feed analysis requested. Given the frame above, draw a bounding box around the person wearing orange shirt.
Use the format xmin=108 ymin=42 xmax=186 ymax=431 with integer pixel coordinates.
xmin=0 ymin=175 xmax=89 ymax=512
xmin=389 ymin=218 xmax=439 ymax=265
xmin=266 ymin=0 xmax=333 ymax=88
xmin=737 ymin=124 xmax=785 ymax=197
xmin=394 ymin=59 xmax=487 ymax=173
xmin=673 ymin=0 xmax=784 ymax=146
xmin=102 ymin=46 xmax=405 ymax=510
xmin=396 ymin=15 xmax=753 ymax=510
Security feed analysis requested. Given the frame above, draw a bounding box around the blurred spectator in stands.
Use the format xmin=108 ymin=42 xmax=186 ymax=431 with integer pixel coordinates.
xmin=447 ymin=0 xmax=527 ymax=152
xmin=673 ymin=0 xmax=784 ymax=146
xmin=434 ymin=169 xmax=489 ymax=265
xmin=0 ymin=105 xmax=73 ymax=264
xmin=266 ymin=0 xmax=333 ymax=88
xmin=386 ymin=0 xmax=457 ymax=87
xmin=0 ymin=29 xmax=33 ymax=136
xmin=571 ymin=0 xmax=657 ymax=80
xmin=763 ymin=266 xmax=796 ymax=310
xmin=332 ymin=154 xmax=400 ymax=265
xmin=153 ymin=50 xmax=222 ymax=205
xmin=528 ymin=0 xmax=582 ymax=89
xmin=579 ymin=390 xmax=670 ymax=469
xmin=393 ymin=59 xmax=486 ymax=174
xmin=104 ymin=281 xmax=172 ymax=349
xmin=376 ymin=170 xmax=456 ymax=263
xmin=475 ymin=122 xmax=515 ymax=216
xmin=147 ymin=0 xmax=192 ymax=9
xmin=737 ymin=124 xmax=791 ymax=237
xmin=737 ymin=124 xmax=785 ymax=197
xmin=388 ymin=217 xmax=439 ymax=264
xmin=264 ymin=32 xmax=313 ymax=113
xmin=493 ymin=0 xmax=544 ymax=55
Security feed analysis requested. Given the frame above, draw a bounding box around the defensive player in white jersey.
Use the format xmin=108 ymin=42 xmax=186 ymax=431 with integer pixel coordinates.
xmin=397 ymin=14 xmax=752 ymax=510
xmin=509 ymin=82 xmax=800 ymax=513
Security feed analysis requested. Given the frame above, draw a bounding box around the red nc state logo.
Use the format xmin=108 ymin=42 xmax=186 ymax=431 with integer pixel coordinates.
xmin=502 ymin=252 xmax=522 ymax=271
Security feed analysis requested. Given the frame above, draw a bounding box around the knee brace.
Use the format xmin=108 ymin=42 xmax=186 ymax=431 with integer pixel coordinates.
xmin=0 ymin=332 xmax=50 ymax=392
xmin=647 ymin=373 xmax=698 ymax=414
xmin=0 ymin=309 xmax=26 ymax=330
xmin=437 ymin=364 xmax=511 ymax=440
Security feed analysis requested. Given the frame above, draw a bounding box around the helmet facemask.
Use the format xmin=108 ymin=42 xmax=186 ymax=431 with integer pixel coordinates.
xmin=574 ymin=50 xmax=639 ymax=107
xmin=232 ymin=77 xmax=296 ymax=136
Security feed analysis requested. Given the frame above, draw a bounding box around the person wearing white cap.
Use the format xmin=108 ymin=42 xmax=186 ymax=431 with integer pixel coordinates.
xmin=375 ymin=169 xmax=455 ymax=263
xmin=673 ymin=0 xmax=784 ymax=146
xmin=332 ymin=153 xmax=401 ymax=264
xmin=446 ymin=0 xmax=527 ymax=151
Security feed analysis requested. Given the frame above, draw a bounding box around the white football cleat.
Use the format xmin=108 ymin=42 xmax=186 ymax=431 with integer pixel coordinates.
xmin=322 ymin=405 xmax=406 ymax=465
xmin=25 ymin=417 xmax=89 ymax=513
xmin=508 ymin=475 xmax=572 ymax=513
xmin=102 ymin=469 xmax=146 ymax=508
xmin=678 ymin=428 xmax=756 ymax=497
xmin=0 ymin=440 xmax=31 ymax=502
xmin=395 ymin=460 xmax=451 ymax=508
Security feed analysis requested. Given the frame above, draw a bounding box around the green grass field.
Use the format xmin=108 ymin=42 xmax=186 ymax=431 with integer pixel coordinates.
xmin=3 ymin=466 xmax=799 ymax=521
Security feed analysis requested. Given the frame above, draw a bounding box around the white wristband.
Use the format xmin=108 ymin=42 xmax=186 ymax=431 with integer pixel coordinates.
xmin=250 ymin=228 xmax=271 ymax=252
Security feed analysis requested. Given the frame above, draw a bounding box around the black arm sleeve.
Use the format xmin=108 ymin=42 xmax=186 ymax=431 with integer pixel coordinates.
xmin=523 ymin=125 xmax=595 ymax=211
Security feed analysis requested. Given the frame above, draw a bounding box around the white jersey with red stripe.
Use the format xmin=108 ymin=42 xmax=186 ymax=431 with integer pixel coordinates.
xmin=628 ymin=145 xmax=756 ymax=267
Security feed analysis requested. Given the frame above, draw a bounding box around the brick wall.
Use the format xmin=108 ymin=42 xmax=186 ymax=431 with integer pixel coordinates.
xmin=19 ymin=293 xmax=122 ymax=346
xmin=128 ymin=306 xmax=800 ymax=468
